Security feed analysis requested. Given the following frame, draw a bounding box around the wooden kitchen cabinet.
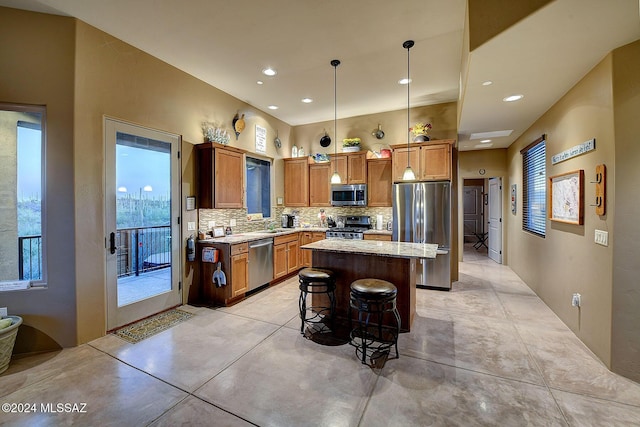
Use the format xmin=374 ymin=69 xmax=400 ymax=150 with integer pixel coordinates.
xmin=309 ymin=163 xmax=331 ymax=206
xmin=363 ymin=233 xmax=392 ymax=241
xmin=391 ymin=140 xmax=455 ymax=182
xmin=284 ymin=158 xmax=309 ymax=207
xmin=330 ymin=151 xmax=367 ymax=184
xmin=230 ymin=246 xmax=249 ymax=297
xmin=367 ymin=158 xmax=392 ymax=206
xmin=299 ymin=231 xmax=325 ymax=267
xmin=274 ymin=233 xmax=300 ymax=279
xmin=197 ymin=143 xmax=245 ymax=208
xmin=198 ymin=242 xmax=247 ymax=306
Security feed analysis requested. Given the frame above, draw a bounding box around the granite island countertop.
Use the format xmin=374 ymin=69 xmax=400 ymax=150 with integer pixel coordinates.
xmin=198 ymin=227 xmax=328 ymax=245
xmin=301 ymin=239 xmax=438 ymax=259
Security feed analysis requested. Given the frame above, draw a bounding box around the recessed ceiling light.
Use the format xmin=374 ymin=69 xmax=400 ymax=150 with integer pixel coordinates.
xmin=470 ymin=130 xmax=512 ymax=139
xmin=503 ymin=94 xmax=524 ymax=102
xmin=301 ymin=98 xmax=313 ymax=103
xmin=480 ymin=139 xmax=492 ymax=143
xmin=257 ymin=80 xmax=264 ymax=85
xmin=482 ymin=80 xmax=493 ymax=86
xmin=398 ymin=78 xmax=412 ymax=85
xmin=474 ymin=143 xmax=494 ymax=149
xmin=262 ymin=68 xmax=277 ymax=76
xmin=268 ymin=105 xmax=278 ymax=110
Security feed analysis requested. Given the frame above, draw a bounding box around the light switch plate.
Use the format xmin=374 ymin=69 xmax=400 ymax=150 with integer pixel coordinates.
xmin=208 ymin=221 xmax=216 ymax=228
xmin=230 ymin=219 xmax=237 ymax=227
xmin=595 ymin=229 xmax=608 ymax=246
xmin=187 ymin=221 xmax=196 ymax=231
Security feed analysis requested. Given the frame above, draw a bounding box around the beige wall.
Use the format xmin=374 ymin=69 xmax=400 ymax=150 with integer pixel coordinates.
xmin=505 ymin=56 xmax=616 ymax=366
xmin=0 ymin=8 xmax=77 ymax=350
xmin=611 ymin=39 xmax=640 ymax=382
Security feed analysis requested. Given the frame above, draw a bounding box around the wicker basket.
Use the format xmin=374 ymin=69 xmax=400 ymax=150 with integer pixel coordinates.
xmin=0 ymin=316 xmax=22 ymax=374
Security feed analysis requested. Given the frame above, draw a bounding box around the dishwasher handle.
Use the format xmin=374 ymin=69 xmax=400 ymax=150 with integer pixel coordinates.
xmin=249 ymin=240 xmax=273 ymax=249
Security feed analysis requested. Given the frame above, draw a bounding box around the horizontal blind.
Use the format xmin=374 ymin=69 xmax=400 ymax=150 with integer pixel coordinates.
xmin=522 ymin=138 xmax=546 ymax=237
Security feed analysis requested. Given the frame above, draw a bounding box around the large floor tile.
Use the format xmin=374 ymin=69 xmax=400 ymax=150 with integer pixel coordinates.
xmin=195 ymin=327 xmax=378 ymax=427
xmin=400 ymin=311 xmax=545 ymax=385
xmin=498 ymin=292 xmax=569 ymax=331
xmin=416 ymin=285 xmax=507 ymax=320
xmin=96 ymin=309 xmax=280 ymax=392
xmin=149 ymin=395 xmax=254 ymax=426
xmin=361 ymin=356 xmax=567 ymax=427
xmin=553 ymin=389 xmax=640 ymax=427
xmin=0 ymin=349 xmax=186 ymax=426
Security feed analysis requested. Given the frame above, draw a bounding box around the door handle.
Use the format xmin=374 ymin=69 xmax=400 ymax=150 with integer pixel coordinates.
xmin=109 ymin=232 xmax=116 ymax=254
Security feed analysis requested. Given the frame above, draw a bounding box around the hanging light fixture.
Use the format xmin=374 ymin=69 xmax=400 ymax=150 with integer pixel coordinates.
xmin=330 ymin=59 xmax=342 ymax=184
xmin=402 ymin=40 xmax=416 ymax=181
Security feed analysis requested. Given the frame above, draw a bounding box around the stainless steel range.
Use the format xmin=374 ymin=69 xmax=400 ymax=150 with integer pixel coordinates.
xmin=326 ymin=215 xmax=371 ymax=240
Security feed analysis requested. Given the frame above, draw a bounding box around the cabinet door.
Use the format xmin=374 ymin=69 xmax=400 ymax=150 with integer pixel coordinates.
xmin=284 ymin=158 xmax=309 ymax=206
xmin=231 ymin=252 xmax=248 ymax=297
xmin=420 ymin=144 xmax=451 ymax=180
xmin=367 ymin=158 xmax=392 ymax=206
xmin=392 ymin=146 xmax=420 ymax=182
xmin=330 ymin=155 xmax=348 ymax=183
xmin=347 ymin=152 xmax=367 ymax=183
xmin=286 ymin=240 xmax=300 ymax=274
xmin=273 ymin=243 xmax=288 ymax=279
xmin=309 ymin=164 xmax=331 ymax=207
xmin=215 ymin=147 xmax=244 ymax=208
xmin=299 ymin=232 xmax=313 ymax=267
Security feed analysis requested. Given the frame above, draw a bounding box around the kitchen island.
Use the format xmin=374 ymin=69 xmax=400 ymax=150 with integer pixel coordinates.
xmin=300 ymin=239 xmax=438 ymax=332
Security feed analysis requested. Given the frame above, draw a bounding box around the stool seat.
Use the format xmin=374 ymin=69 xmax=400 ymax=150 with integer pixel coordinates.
xmin=350 ymin=278 xmax=397 ymax=299
xmin=299 ymin=267 xmax=335 ymax=281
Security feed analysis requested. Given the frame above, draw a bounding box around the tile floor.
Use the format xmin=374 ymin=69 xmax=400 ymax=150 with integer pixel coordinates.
xmin=1 ymin=246 xmax=640 ymax=426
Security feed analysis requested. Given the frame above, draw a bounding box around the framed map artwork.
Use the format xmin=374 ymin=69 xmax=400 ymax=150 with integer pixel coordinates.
xmin=549 ymin=170 xmax=584 ymax=225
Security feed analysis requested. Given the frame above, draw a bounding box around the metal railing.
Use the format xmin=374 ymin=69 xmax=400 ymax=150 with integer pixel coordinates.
xmin=116 ymin=225 xmax=171 ymax=278
xmin=18 ymin=235 xmax=42 ymax=280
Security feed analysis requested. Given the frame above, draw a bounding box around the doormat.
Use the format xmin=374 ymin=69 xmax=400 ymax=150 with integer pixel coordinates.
xmin=113 ymin=309 xmax=194 ymax=344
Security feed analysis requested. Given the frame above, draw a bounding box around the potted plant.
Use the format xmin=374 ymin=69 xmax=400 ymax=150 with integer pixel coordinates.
xmin=0 ymin=315 xmax=22 ymax=374
xmin=342 ymin=138 xmax=361 ymax=152
xmin=411 ymin=122 xmax=432 ymax=142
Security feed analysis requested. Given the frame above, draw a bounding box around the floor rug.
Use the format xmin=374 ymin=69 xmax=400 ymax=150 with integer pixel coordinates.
xmin=113 ymin=309 xmax=194 ymax=344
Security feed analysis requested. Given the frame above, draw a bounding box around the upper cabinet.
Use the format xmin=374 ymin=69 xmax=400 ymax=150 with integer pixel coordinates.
xmin=367 ymin=158 xmax=392 ymax=207
xmin=197 ymin=143 xmax=245 ymax=208
xmin=391 ymin=139 xmax=455 ymax=182
xmin=309 ymin=163 xmax=331 ymax=207
xmin=330 ymin=151 xmax=367 ymax=184
xmin=284 ymin=157 xmax=309 ymax=207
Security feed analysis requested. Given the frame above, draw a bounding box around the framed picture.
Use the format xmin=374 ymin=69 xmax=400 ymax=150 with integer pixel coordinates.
xmin=549 ymin=170 xmax=584 ymax=225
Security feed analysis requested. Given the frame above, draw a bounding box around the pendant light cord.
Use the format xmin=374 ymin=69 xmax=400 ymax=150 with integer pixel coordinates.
xmin=405 ymin=40 xmax=414 ymax=168
xmin=331 ymin=59 xmax=340 ymax=174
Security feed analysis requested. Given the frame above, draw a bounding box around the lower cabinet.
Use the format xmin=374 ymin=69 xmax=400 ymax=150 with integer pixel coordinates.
xmin=198 ymin=242 xmax=248 ymax=306
xmin=274 ymin=234 xmax=300 ymax=280
xmin=300 ymin=231 xmax=326 ymax=267
xmin=363 ymin=234 xmax=392 ymax=241
xmin=230 ymin=243 xmax=249 ymax=297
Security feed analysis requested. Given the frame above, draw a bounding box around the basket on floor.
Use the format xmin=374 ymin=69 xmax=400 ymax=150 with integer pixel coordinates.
xmin=0 ymin=316 xmax=22 ymax=374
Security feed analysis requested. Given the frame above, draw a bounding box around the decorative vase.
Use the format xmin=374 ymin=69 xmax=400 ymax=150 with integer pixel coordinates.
xmin=413 ymin=134 xmax=430 ymax=142
xmin=0 ymin=315 xmax=22 ymax=374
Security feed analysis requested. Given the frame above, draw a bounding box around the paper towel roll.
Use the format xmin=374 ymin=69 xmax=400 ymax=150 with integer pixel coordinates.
xmin=376 ymin=214 xmax=383 ymax=230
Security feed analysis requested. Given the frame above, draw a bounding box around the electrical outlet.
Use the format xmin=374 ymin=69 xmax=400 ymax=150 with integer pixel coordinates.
xmin=571 ymin=293 xmax=581 ymax=307
xmin=0 ymin=307 xmax=7 ymax=317
xmin=187 ymin=221 xmax=196 ymax=231
xmin=230 ymin=219 xmax=237 ymax=227
xmin=595 ymin=230 xmax=608 ymax=246
xmin=208 ymin=221 xmax=216 ymax=229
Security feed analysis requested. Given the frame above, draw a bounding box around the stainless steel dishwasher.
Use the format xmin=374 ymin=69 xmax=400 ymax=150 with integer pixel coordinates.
xmin=248 ymin=238 xmax=274 ymax=291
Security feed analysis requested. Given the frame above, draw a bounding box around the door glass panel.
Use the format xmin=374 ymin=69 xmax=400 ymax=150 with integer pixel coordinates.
xmin=116 ymin=133 xmax=172 ymax=306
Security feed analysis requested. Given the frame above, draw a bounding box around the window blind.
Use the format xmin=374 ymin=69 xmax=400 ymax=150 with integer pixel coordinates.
xmin=522 ymin=136 xmax=546 ymax=237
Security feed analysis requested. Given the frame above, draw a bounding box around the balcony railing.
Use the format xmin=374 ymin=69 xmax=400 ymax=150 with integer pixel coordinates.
xmin=18 ymin=235 xmax=42 ymax=280
xmin=116 ymin=225 xmax=171 ymax=278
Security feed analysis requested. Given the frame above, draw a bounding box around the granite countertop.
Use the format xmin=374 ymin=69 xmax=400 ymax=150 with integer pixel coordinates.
xmin=198 ymin=227 xmax=329 ymax=245
xmin=301 ymin=239 xmax=439 ymax=259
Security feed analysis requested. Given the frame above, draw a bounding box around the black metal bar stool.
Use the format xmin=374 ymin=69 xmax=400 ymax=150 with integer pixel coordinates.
xmin=298 ymin=267 xmax=336 ymax=335
xmin=348 ymin=278 xmax=401 ymax=364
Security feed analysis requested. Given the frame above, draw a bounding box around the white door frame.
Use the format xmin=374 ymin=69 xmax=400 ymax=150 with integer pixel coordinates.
xmin=104 ymin=117 xmax=182 ymax=330
xmin=488 ymin=177 xmax=503 ymax=264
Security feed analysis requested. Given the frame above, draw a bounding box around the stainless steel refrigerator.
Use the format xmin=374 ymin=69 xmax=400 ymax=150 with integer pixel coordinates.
xmin=392 ymin=181 xmax=451 ymax=290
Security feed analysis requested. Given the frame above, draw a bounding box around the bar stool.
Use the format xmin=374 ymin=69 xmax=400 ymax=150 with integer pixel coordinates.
xmin=348 ymin=278 xmax=401 ymax=364
xmin=298 ymin=267 xmax=336 ymax=335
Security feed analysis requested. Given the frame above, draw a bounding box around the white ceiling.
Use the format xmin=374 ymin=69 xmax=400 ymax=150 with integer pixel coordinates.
xmin=2 ymin=0 xmax=639 ymax=151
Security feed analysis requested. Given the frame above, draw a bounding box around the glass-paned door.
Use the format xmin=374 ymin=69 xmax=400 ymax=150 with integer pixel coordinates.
xmin=105 ymin=118 xmax=181 ymax=330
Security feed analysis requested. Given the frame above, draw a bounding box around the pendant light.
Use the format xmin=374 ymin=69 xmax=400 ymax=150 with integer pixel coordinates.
xmin=402 ymin=40 xmax=416 ymax=181
xmin=330 ymin=59 xmax=342 ymax=184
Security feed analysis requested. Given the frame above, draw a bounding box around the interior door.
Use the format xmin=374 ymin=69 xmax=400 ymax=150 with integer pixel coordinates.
xmin=488 ymin=177 xmax=503 ymax=264
xmin=463 ymin=185 xmax=483 ymax=243
xmin=105 ymin=118 xmax=182 ymax=330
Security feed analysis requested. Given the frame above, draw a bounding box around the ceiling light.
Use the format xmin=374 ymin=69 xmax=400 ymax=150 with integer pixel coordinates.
xmin=402 ymin=40 xmax=416 ymax=181
xmin=257 ymin=80 xmax=264 ymax=85
xmin=470 ymin=130 xmax=512 ymax=139
xmin=262 ymin=68 xmax=277 ymax=76
xmin=398 ymin=78 xmax=412 ymax=85
xmin=503 ymin=94 xmax=524 ymax=102
xmin=480 ymin=139 xmax=492 ymax=143
xmin=482 ymin=80 xmax=493 ymax=86
xmin=330 ymin=59 xmax=342 ymax=184
xmin=301 ymin=98 xmax=313 ymax=103
xmin=474 ymin=143 xmax=494 ymax=149
xmin=268 ymin=105 xmax=278 ymax=110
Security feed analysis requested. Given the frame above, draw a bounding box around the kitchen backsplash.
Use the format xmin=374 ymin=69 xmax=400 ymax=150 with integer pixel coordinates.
xmin=198 ymin=206 xmax=392 ymax=235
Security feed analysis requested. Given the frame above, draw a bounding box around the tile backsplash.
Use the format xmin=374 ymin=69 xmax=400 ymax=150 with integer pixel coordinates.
xmin=198 ymin=206 xmax=392 ymax=235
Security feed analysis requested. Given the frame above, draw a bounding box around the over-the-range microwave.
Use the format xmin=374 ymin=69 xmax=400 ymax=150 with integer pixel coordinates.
xmin=331 ymin=184 xmax=367 ymax=207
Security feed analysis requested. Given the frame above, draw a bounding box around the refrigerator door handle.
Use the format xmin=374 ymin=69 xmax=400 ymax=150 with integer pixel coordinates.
xmin=416 ymin=185 xmax=423 ymax=243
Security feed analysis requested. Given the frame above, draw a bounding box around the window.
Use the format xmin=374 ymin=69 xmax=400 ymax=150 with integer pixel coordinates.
xmin=521 ymin=135 xmax=546 ymax=237
xmin=246 ymin=157 xmax=271 ymax=218
xmin=0 ymin=104 xmax=46 ymax=288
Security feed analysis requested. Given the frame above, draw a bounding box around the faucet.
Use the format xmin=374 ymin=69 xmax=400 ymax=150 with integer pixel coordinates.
xmin=265 ymin=220 xmax=278 ymax=231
